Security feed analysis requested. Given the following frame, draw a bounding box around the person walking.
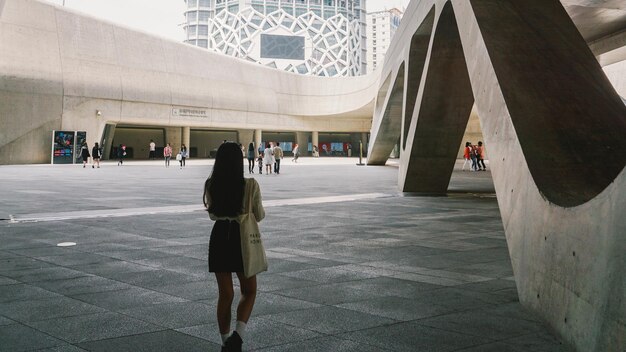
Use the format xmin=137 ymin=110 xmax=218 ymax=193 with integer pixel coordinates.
xmin=149 ymin=139 xmax=156 ymax=160
xmin=164 ymin=143 xmax=173 ymax=168
xmin=470 ymin=143 xmax=478 ymax=171
xmin=462 ymin=142 xmax=472 ymax=171
xmin=179 ymin=144 xmax=188 ymax=168
xmin=80 ymin=142 xmax=90 ymax=168
xmin=203 ymin=142 xmax=265 ymax=352
xmin=477 ymin=141 xmax=486 ymax=171
xmin=117 ymin=144 xmax=126 ymax=166
xmin=273 ymin=142 xmax=283 ymax=175
xmin=292 ymin=143 xmax=300 ymax=162
xmin=246 ymin=143 xmax=255 ymax=174
xmin=263 ymin=143 xmax=274 ymax=175
xmin=91 ymin=142 xmax=101 ymax=168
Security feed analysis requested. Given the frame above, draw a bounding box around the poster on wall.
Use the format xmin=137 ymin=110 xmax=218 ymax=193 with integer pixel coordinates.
xmin=74 ymin=131 xmax=87 ymax=164
xmin=52 ymin=130 xmax=75 ymax=164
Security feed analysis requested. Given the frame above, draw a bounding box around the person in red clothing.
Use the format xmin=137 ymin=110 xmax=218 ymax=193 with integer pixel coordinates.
xmin=477 ymin=141 xmax=486 ymax=171
xmin=462 ymin=142 xmax=472 ymax=171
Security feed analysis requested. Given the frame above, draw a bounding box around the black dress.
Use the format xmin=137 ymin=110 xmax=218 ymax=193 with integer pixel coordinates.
xmin=208 ymin=219 xmax=244 ymax=273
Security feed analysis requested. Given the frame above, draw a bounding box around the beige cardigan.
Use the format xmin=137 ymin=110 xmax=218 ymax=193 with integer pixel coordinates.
xmin=205 ymin=178 xmax=265 ymax=222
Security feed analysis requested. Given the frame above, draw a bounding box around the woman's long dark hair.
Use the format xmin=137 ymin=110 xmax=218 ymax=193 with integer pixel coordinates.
xmin=204 ymin=142 xmax=245 ymax=216
xmin=248 ymin=142 xmax=254 ymax=152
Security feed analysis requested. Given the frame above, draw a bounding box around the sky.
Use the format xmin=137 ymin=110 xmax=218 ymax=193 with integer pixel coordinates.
xmin=42 ymin=0 xmax=411 ymax=42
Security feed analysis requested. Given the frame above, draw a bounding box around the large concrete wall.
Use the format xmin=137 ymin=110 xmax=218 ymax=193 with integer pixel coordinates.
xmin=368 ymin=0 xmax=625 ymax=351
xmin=0 ymin=0 xmax=378 ymax=164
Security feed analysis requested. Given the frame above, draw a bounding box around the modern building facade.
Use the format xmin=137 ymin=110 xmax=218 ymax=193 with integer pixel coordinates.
xmin=366 ymin=8 xmax=402 ymax=73
xmin=183 ymin=0 xmax=367 ymax=76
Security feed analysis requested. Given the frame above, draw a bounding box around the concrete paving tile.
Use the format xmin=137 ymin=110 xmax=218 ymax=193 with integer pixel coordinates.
xmin=452 ymin=341 xmax=529 ymax=351
xmin=337 ymin=296 xmax=455 ymax=321
xmin=35 ymin=253 xmax=115 ymax=266
xmin=330 ymin=276 xmax=442 ymax=298
xmin=71 ymin=287 xmax=187 ymax=311
xmin=30 ymin=276 xmax=133 ymax=296
xmin=0 ymin=296 xmax=106 ymax=322
xmin=256 ymin=273 xmax=319 ymax=293
xmin=343 ymin=320 xmax=492 ymax=352
xmin=281 ymin=267 xmax=379 ymax=283
xmin=3 ymin=267 xmax=90 ymax=283
xmin=0 ymin=316 xmax=16 ymax=325
xmin=28 ymin=312 xmax=164 ymax=344
xmin=0 ymin=284 xmax=62 ymax=303
xmin=118 ymin=301 xmax=212 ymax=329
xmin=76 ymin=330 xmax=217 ymax=352
xmin=68 ymin=260 xmax=156 ymax=277
xmin=266 ymin=258 xmax=320 ymax=273
xmin=256 ymin=335 xmax=387 ymax=352
xmin=276 ymin=281 xmax=389 ymax=305
xmin=0 ymin=276 xmax=19 ymax=285
xmin=29 ymin=344 xmax=87 ymax=352
xmin=416 ymin=308 xmax=544 ymax=340
xmin=264 ymin=305 xmax=397 ymax=334
xmin=0 ymin=257 xmax=54 ymax=272
xmin=0 ymin=323 xmax=66 ymax=351
xmin=7 ymin=246 xmax=80 ymax=257
xmin=253 ymin=292 xmax=322 ymax=316
xmin=502 ymin=331 xmax=573 ymax=351
xmin=104 ymin=269 xmax=204 ymax=289
xmin=153 ymin=279 xmax=216 ymax=301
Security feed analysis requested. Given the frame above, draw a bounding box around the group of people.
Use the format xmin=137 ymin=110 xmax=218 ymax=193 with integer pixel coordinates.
xmin=79 ymin=142 xmax=102 ymax=168
xmin=462 ymin=141 xmax=487 ymax=171
xmin=162 ymin=143 xmax=188 ymax=169
xmin=245 ymin=142 xmax=300 ymax=175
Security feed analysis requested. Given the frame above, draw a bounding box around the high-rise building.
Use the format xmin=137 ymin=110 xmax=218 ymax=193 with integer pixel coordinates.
xmin=366 ymin=8 xmax=402 ymax=73
xmin=183 ymin=0 xmax=367 ymax=77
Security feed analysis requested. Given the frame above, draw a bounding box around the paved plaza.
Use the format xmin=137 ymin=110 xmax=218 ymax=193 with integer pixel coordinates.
xmin=0 ymin=158 xmax=571 ymax=351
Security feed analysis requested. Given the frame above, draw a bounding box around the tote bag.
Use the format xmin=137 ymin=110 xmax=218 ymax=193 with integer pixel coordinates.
xmin=239 ymin=180 xmax=268 ymax=278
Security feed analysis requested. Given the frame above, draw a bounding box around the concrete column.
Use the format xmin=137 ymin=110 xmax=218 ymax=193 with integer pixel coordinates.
xmin=296 ymin=132 xmax=309 ymax=155
xmin=254 ymin=129 xmax=262 ymax=156
xmin=312 ymin=131 xmax=319 ymax=149
xmin=238 ymin=130 xmax=254 ymax=147
xmin=182 ymin=126 xmax=191 ymax=149
xmin=165 ymin=127 xmax=183 ymax=151
xmin=361 ymin=133 xmax=369 ymax=157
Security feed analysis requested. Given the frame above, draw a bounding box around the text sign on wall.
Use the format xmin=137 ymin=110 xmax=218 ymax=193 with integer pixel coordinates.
xmin=172 ymin=108 xmax=208 ymax=118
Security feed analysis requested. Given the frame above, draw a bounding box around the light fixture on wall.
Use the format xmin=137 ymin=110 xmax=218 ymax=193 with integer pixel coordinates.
xmin=96 ymin=109 xmax=102 ymax=117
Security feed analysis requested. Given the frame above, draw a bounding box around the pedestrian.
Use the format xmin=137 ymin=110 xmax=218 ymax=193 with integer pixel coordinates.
xmin=477 ymin=141 xmax=486 ymax=171
xmin=347 ymin=143 xmax=352 ymax=157
xmin=292 ymin=143 xmax=300 ymax=162
xmin=149 ymin=139 xmax=156 ymax=160
xmin=273 ymin=142 xmax=283 ymax=174
xmin=246 ymin=143 xmax=255 ymax=174
xmin=80 ymin=142 xmax=90 ymax=168
xmin=470 ymin=143 xmax=478 ymax=171
xmin=203 ymin=142 xmax=265 ymax=352
xmin=313 ymin=145 xmax=319 ymax=158
xmin=179 ymin=144 xmax=188 ymax=168
xmin=164 ymin=143 xmax=172 ymax=168
xmin=257 ymin=153 xmax=263 ymax=174
xmin=462 ymin=142 xmax=472 ymax=171
xmin=263 ymin=143 xmax=274 ymax=175
xmin=117 ymin=144 xmax=126 ymax=166
xmin=91 ymin=142 xmax=101 ymax=168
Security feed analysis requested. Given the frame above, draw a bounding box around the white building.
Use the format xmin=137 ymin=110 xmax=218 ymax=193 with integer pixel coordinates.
xmin=366 ymin=8 xmax=402 ymax=73
xmin=183 ymin=0 xmax=367 ymax=77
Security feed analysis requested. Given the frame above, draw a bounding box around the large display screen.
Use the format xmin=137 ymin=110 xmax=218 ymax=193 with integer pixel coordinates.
xmin=52 ymin=131 xmax=75 ymax=164
xmin=261 ymin=34 xmax=305 ymax=60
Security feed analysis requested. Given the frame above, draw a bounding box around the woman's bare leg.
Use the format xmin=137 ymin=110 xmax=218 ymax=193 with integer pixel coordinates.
xmin=235 ymin=272 xmax=257 ymax=323
xmin=214 ymin=272 xmax=235 ymax=334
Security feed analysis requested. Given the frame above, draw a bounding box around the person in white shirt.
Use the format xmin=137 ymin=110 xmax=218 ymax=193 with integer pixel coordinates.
xmin=149 ymin=139 xmax=156 ymax=159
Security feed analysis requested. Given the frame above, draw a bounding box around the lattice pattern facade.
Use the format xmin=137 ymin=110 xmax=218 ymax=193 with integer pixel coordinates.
xmin=184 ymin=0 xmax=366 ymax=76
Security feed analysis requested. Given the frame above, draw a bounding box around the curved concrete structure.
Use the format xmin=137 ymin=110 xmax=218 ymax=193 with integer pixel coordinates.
xmin=0 ymin=0 xmax=377 ymax=164
xmin=368 ymin=0 xmax=625 ymax=351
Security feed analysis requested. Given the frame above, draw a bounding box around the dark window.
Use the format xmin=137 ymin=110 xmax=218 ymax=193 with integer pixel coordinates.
xmin=261 ymin=34 xmax=305 ymax=60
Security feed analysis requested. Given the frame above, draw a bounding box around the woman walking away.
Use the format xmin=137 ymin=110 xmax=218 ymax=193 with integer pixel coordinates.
xmin=91 ymin=142 xmax=101 ymax=168
xmin=462 ymin=142 xmax=472 ymax=171
xmin=117 ymin=144 xmax=126 ymax=166
xmin=263 ymin=143 xmax=274 ymax=175
xmin=204 ymin=142 xmax=265 ymax=352
xmin=164 ymin=143 xmax=173 ymax=168
xmin=246 ymin=143 xmax=255 ymax=174
xmin=80 ymin=142 xmax=90 ymax=168
xmin=292 ymin=143 xmax=300 ymax=162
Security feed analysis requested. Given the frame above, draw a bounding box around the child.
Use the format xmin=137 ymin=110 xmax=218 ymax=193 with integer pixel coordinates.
xmin=257 ymin=153 xmax=263 ymax=174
